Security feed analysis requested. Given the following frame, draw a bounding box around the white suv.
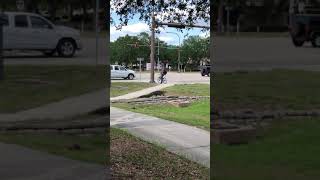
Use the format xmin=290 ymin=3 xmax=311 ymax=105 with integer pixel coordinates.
xmin=1 ymin=12 xmax=82 ymax=57
xmin=111 ymin=65 xmax=135 ymax=80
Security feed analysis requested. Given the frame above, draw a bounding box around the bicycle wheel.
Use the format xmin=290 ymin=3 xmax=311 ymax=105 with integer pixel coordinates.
xmin=162 ymin=77 xmax=167 ymax=84
xmin=157 ymin=77 xmax=162 ymax=84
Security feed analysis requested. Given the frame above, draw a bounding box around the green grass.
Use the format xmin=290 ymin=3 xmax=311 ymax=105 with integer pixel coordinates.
xmin=215 ymin=70 xmax=320 ymax=110
xmin=114 ymin=99 xmax=210 ymax=130
xmin=111 ymin=128 xmax=209 ymax=179
xmin=0 ymin=132 xmax=107 ymax=165
xmin=164 ymin=84 xmax=210 ymax=96
xmin=0 ymin=65 xmax=106 ymax=113
xmin=113 ymin=84 xmax=210 ymax=129
xmin=215 ymin=32 xmax=289 ymax=38
xmin=111 ymin=82 xmax=156 ymax=97
xmin=213 ymin=118 xmax=320 ymax=180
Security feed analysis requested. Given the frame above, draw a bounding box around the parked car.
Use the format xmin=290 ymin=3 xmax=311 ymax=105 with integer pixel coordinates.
xmin=1 ymin=12 xmax=82 ymax=57
xmin=111 ymin=65 xmax=135 ymax=80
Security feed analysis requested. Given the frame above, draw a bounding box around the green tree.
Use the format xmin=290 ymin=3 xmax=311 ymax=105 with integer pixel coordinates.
xmin=180 ymin=35 xmax=209 ymax=71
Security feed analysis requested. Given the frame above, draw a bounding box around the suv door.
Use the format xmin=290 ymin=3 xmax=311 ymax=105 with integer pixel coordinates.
xmin=29 ymin=15 xmax=57 ymax=49
xmin=11 ymin=14 xmax=33 ymax=49
xmin=113 ymin=65 xmax=120 ymax=78
xmin=119 ymin=66 xmax=127 ymax=78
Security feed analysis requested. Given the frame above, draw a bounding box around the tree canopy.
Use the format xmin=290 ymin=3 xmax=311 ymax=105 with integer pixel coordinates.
xmin=111 ymin=0 xmax=210 ymax=29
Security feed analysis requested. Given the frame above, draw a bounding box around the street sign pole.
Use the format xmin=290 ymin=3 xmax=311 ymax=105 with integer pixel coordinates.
xmin=137 ymin=58 xmax=144 ymax=82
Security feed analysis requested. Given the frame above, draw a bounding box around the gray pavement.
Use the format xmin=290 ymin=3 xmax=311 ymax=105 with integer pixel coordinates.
xmin=0 ymin=142 xmax=106 ymax=180
xmin=214 ymin=37 xmax=320 ymax=72
xmin=111 ymin=84 xmax=174 ymax=101
xmin=0 ymin=89 xmax=107 ymax=122
xmin=110 ymin=107 xmax=210 ymax=168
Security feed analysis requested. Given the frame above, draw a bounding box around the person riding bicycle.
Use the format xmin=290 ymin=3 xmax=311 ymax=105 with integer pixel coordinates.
xmin=160 ymin=63 xmax=167 ymax=84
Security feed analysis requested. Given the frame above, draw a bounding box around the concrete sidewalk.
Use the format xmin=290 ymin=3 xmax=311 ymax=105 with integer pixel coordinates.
xmin=0 ymin=89 xmax=107 ymax=122
xmin=111 ymin=84 xmax=174 ymax=101
xmin=110 ymin=107 xmax=210 ymax=168
xmin=0 ymin=142 xmax=106 ymax=180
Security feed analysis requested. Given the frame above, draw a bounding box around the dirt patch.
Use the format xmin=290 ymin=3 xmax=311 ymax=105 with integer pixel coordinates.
xmin=111 ymin=129 xmax=209 ymax=179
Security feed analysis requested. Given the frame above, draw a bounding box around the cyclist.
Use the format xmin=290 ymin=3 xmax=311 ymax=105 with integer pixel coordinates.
xmin=160 ymin=63 xmax=167 ymax=84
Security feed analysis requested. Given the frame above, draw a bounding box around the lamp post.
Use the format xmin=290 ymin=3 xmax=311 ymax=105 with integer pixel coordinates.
xmin=166 ymin=32 xmax=181 ymax=72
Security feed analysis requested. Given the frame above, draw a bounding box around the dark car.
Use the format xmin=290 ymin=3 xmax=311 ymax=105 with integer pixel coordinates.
xmin=289 ymin=3 xmax=320 ymax=47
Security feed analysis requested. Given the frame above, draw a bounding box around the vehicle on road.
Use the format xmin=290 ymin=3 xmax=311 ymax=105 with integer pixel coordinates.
xmin=111 ymin=65 xmax=135 ymax=80
xmin=289 ymin=2 xmax=320 ymax=47
xmin=200 ymin=65 xmax=210 ymax=77
xmin=1 ymin=12 xmax=82 ymax=57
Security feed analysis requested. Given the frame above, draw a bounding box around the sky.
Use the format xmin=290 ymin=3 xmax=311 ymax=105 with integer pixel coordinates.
xmin=110 ymin=12 xmax=210 ymax=46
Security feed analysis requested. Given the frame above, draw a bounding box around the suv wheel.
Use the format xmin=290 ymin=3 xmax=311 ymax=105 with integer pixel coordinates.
xmin=312 ymin=34 xmax=320 ymax=48
xmin=128 ymin=74 xmax=134 ymax=80
xmin=57 ymin=39 xmax=76 ymax=57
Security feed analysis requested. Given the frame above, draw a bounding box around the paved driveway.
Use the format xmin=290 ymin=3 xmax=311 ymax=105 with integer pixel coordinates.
xmin=214 ymin=37 xmax=320 ymax=72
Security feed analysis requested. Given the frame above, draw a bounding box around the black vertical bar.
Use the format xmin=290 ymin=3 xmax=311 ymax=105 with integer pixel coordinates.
xmin=0 ymin=16 xmax=4 ymax=81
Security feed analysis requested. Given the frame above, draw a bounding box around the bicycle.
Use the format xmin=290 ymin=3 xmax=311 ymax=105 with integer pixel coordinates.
xmin=157 ymin=75 xmax=167 ymax=84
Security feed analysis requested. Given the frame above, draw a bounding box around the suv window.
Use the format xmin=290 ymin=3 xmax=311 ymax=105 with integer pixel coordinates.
xmin=120 ymin=66 xmax=126 ymax=71
xmin=114 ymin=66 xmax=119 ymax=70
xmin=0 ymin=14 xmax=9 ymax=26
xmin=30 ymin=16 xmax=52 ymax=29
xmin=14 ymin=15 xmax=28 ymax=28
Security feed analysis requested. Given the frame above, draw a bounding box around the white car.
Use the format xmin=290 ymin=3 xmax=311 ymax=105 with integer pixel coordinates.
xmin=111 ymin=65 xmax=135 ymax=80
xmin=1 ymin=12 xmax=82 ymax=57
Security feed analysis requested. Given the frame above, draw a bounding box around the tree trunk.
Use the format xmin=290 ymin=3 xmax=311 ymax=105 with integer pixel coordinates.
xmin=218 ymin=0 xmax=224 ymax=33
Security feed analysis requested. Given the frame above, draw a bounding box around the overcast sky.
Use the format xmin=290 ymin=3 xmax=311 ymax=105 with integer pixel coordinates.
xmin=110 ymin=12 xmax=210 ymax=46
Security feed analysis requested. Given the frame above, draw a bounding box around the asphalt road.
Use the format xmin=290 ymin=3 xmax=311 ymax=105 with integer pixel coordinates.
xmin=6 ymin=36 xmax=319 ymax=72
xmin=4 ymin=37 xmax=108 ymax=65
xmin=112 ymin=72 xmax=210 ymax=84
xmin=0 ymin=142 xmax=106 ymax=180
xmin=214 ymin=36 xmax=320 ymax=72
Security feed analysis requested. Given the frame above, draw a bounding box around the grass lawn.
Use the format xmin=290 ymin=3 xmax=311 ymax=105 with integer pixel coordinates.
xmin=164 ymin=84 xmax=210 ymax=97
xmin=113 ymin=84 xmax=210 ymax=129
xmin=214 ymin=70 xmax=320 ymax=111
xmin=213 ymin=118 xmax=320 ymax=180
xmin=213 ymin=70 xmax=320 ymax=179
xmin=111 ymin=128 xmax=209 ymax=179
xmin=0 ymin=65 xmax=106 ymax=113
xmin=111 ymin=82 xmax=156 ymax=97
xmin=215 ymin=32 xmax=289 ymax=38
xmin=0 ymin=132 xmax=107 ymax=165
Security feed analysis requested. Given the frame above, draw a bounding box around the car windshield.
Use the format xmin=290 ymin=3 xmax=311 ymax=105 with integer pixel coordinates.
xmin=120 ymin=67 xmax=126 ymax=71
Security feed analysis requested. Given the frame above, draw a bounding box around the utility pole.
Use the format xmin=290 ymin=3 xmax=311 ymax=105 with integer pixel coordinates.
xmin=0 ymin=13 xmax=4 ymax=81
xmin=157 ymin=39 xmax=160 ymax=72
xmin=149 ymin=12 xmax=156 ymax=83
xmin=95 ymin=0 xmax=99 ymax=76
